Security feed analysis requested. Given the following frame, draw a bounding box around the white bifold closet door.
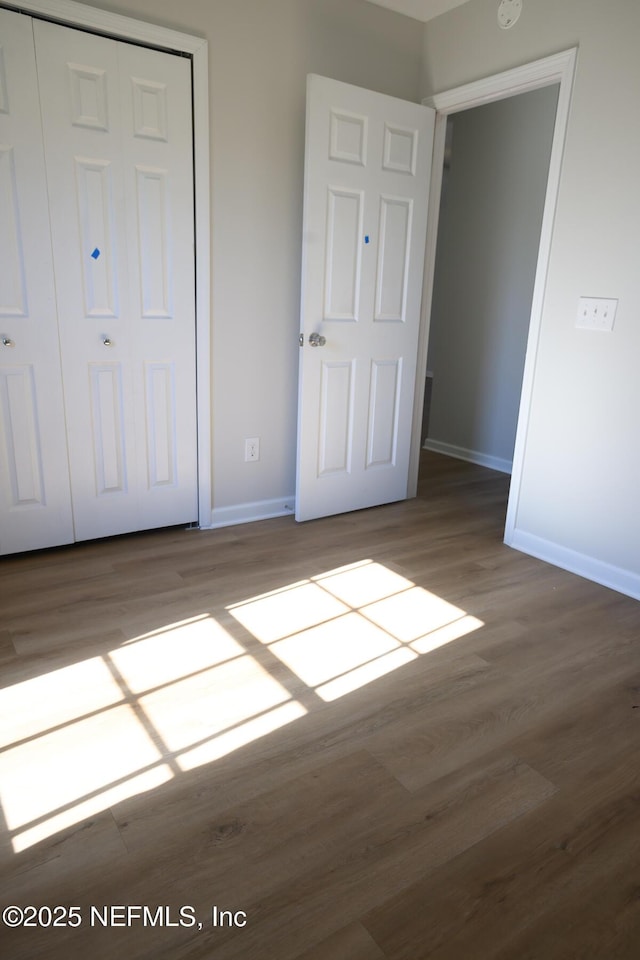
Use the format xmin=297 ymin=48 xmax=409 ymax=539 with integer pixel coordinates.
xmin=0 ymin=9 xmax=74 ymax=553
xmin=0 ymin=10 xmax=197 ymax=554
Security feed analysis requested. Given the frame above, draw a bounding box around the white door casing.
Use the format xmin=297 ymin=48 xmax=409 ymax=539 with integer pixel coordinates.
xmin=34 ymin=19 xmax=197 ymax=543
xmin=0 ymin=8 xmax=74 ymax=553
xmin=415 ymin=50 xmax=577 ymax=540
xmin=296 ymin=75 xmax=434 ymax=522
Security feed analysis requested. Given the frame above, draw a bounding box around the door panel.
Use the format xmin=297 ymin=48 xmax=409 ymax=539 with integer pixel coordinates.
xmin=74 ymin=157 xmax=119 ymax=318
xmin=296 ymin=75 xmax=434 ymax=521
xmin=0 ymin=146 xmax=27 ymax=316
xmin=134 ymin=166 xmax=172 ymax=318
xmin=89 ymin=362 xmax=128 ymax=495
xmin=34 ymin=20 xmax=137 ymax=542
xmin=33 ymin=19 xmax=197 ymax=542
xmin=375 ymin=195 xmax=412 ymax=321
xmin=318 ymin=360 xmax=355 ymax=476
xmin=325 ymin=188 xmax=363 ymax=320
xmin=0 ymin=9 xmax=74 ymax=554
xmin=145 ymin=362 xmax=177 ymax=488
xmin=0 ymin=365 xmax=45 ymax=506
xmin=117 ymin=38 xmax=197 ymax=534
xmin=366 ymin=358 xmax=402 ymax=467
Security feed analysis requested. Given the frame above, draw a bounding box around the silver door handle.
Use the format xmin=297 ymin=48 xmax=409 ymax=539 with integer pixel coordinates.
xmin=102 ymin=336 xmax=113 ymax=346
xmin=1 ymin=336 xmax=15 ymax=348
xmin=309 ymin=332 xmax=326 ymax=347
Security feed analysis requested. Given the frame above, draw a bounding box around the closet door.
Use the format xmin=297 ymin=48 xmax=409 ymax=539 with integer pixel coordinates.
xmin=0 ymin=9 xmax=74 ymax=554
xmin=34 ymin=20 xmax=197 ymax=542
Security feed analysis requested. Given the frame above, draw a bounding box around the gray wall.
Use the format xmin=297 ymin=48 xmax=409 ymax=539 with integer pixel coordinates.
xmin=426 ymin=85 xmax=558 ymax=471
xmin=80 ymin=0 xmax=424 ymax=512
xmin=64 ymin=0 xmax=640 ymax=594
xmin=422 ymin=0 xmax=640 ymax=586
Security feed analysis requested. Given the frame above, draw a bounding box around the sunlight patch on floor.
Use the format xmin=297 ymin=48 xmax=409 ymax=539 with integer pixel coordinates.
xmin=0 ymin=559 xmax=482 ymax=854
xmin=313 ymin=559 xmax=415 ymax=607
xmin=0 ymin=704 xmax=172 ymax=853
xmin=177 ymin=700 xmax=307 ymax=772
xmin=411 ymin=614 xmax=484 ymax=654
xmin=139 ymin=655 xmax=293 ymax=753
xmin=317 ymin=647 xmax=418 ymax=702
xmin=226 ymin=580 xmax=350 ymax=644
xmin=362 ymin=586 xmax=466 ymax=643
xmin=228 ymin=560 xmax=484 ymax=702
xmin=268 ymin=611 xmax=405 ymax=687
xmin=0 ymin=656 xmax=123 ymax=747
xmin=111 ymin=614 xmax=245 ymax=691
xmin=0 ymin=615 xmax=304 ymax=854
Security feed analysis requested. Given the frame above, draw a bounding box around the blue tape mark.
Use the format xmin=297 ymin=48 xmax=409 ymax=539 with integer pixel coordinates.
xmin=364 ymin=235 xmax=370 ymax=244
xmin=91 ymin=247 xmax=101 ymax=259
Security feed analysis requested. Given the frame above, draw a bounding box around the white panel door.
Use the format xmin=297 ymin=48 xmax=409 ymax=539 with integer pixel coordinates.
xmin=296 ymin=75 xmax=434 ymax=521
xmin=0 ymin=9 xmax=74 ymax=554
xmin=33 ymin=20 xmax=197 ymax=542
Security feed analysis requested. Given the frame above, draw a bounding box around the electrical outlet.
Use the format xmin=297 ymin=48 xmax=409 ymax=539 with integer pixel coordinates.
xmin=576 ymin=297 xmax=617 ymax=332
xmin=244 ymin=437 xmax=260 ymax=462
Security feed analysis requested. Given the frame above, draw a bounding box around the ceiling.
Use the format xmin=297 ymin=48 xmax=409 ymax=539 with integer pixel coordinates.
xmin=364 ymin=0 xmax=471 ymax=23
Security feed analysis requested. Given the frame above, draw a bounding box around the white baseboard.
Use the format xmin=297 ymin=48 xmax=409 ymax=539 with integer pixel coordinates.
xmin=507 ymin=528 xmax=640 ymax=602
xmin=207 ymin=496 xmax=295 ymax=529
xmin=423 ymin=438 xmax=512 ymax=475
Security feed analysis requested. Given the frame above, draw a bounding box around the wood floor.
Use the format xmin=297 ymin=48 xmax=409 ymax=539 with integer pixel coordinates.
xmin=1 ymin=451 xmax=640 ymax=959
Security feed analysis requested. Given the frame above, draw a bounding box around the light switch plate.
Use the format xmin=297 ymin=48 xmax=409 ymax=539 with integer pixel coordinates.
xmin=576 ymin=297 xmax=617 ymax=332
xmin=244 ymin=437 xmax=260 ymax=461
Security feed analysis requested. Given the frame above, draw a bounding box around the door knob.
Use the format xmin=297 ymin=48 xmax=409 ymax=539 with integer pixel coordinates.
xmin=1 ymin=336 xmax=15 ymax=347
xmin=309 ymin=332 xmax=326 ymax=347
xmin=102 ymin=336 xmax=113 ymax=346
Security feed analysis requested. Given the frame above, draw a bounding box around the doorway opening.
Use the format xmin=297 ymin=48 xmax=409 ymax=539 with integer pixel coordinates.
xmin=409 ymin=49 xmax=578 ymax=547
xmin=421 ymin=83 xmax=560 ymax=478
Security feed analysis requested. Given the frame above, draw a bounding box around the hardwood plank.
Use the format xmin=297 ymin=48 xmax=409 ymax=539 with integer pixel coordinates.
xmin=0 ymin=810 xmax=128 ymax=896
xmin=110 ymin=652 xmax=492 ymax=855
xmin=293 ymin=922 xmax=387 ymax=960
xmin=161 ymin=756 xmax=554 ymax=960
xmin=364 ymin=755 xmax=640 ymax=960
xmin=363 ymin=674 xmax=640 ymax=959
xmin=0 ymin=629 xmax=17 ymax=665
xmin=367 ymin=611 xmax=640 ymax=792
xmin=0 ymin=451 xmax=638 ymax=960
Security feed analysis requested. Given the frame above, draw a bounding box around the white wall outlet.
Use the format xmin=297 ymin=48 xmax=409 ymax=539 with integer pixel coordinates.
xmin=576 ymin=297 xmax=617 ymax=331
xmin=244 ymin=437 xmax=260 ymax=462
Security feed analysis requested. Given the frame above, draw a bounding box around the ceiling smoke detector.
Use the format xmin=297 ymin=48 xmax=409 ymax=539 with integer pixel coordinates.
xmin=497 ymin=0 xmax=522 ymax=29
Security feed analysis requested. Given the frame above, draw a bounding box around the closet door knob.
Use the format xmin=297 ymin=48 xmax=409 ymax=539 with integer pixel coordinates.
xmin=1 ymin=336 xmax=15 ymax=348
xmin=102 ymin=336 xmax=113 ymax=347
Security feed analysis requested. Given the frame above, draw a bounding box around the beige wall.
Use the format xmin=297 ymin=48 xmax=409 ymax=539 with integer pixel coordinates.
xmin=64 ymin=0 xmax=640 ymax=593
xmin=423 ymin=0 xmax=640 ymax=587
xmin=79 ymin=0 xmax=423 ymax=513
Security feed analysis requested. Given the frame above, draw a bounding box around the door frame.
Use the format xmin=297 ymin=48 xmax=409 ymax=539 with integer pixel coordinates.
xmin=409 ymin=48 xmax=577 ymax=546
xmin=1 ymin=0 xmax=212 ymax=528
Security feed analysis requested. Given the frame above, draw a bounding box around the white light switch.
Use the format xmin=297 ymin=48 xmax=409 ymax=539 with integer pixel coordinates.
xmin=576 ymin=297 xmax=617 ymax=331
